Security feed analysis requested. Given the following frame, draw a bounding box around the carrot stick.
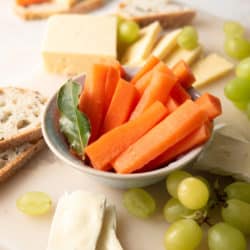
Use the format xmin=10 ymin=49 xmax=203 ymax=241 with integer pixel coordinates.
xmin=85 ymin=101 xmax=168 ymax=170
xmin=172 ymin=60 xmax=195 ymax=89
xmin=112 ymin=100 xmax=208 ymax=174
xmin=135 ymin=62 xmax=177 ymax=96
xmin=165 ymin=97 xmax=179 ymax=113
xmin=16 ymin=0 xmax=49 ymax=6
xmin=131 ymin=56 xmax=160 ymax=84
xmin=130 ymin=71 xmax=177 ymax=120
xmin=79 ymin=64 xmax=109 ymax=142
xmin=195 ymin=93 xmax=222 ymax=119
xmin=104 ymin=66 xmax=120 ymax=113
xmin=142 ymin=121 xmax=212 ymax=172
xmin=170 ymin=83 xmax=191 ymax=104
xmin=101 ymin=79 xmax=139 ymax=133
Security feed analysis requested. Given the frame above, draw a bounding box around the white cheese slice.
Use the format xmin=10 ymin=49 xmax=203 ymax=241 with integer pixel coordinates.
xmin=96 ymin=205 xmax=123 ymax=250
xmin=121 ymin=21 xmax=162 ymax=66
xmin=47 ymin=190 xmax=106 ymax=250
xmin=152 ymin=29 xmax=182 ymax=60
xmin=165 ymin=45 xmax=202 ymax=67
xmin=192 ymin=53 xmax=234 ymax=87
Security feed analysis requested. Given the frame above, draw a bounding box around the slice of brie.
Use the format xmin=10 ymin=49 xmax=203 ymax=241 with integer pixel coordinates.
xmin=121 ymin=21 xmax=162 ymax=66
xmin=47 ymin=190 xmax=106 ymax=250
xmin=192 ymin=53 xmax=234 ymax=87
xmin=152 ymin=29 xmax=182 ymax=60
xmin=96 ymin=205 xmax=123 ymax=250
xmin=165 ymin=45 xmax=202 ymax=67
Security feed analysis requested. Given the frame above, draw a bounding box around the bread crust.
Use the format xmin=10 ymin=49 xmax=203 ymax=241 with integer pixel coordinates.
xmin=0 ymin=139 xmax=45 ymax=182
xmin=14 ymin=0 xmax=103 ymax=20
xmin=118 ymin=9 xmax=196 ymax=29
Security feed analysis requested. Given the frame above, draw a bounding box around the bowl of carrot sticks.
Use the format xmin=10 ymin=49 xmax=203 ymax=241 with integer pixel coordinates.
xmin=42 ymin=56 xmax=222 ymax=189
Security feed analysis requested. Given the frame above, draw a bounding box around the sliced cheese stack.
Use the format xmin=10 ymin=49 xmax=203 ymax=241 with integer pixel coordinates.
xmin=47 ymin=190 xmax=123 ymax=250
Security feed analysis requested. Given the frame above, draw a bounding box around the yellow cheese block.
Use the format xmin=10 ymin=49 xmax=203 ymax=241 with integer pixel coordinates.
xmin=152 ymin=29 xmax=182 ymax=60
xmin=165 ymin=45 xmax=202 ymax=68
xmin=192 ymin=53 xmax=234 ymax=87
xmin=121 ymin=21 xmax=161 ymax=66
xmin=42 ymin=14 xmax=117 ymax=76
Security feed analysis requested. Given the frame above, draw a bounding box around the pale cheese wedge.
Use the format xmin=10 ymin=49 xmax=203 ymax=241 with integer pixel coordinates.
xmin=165 ymin=45 xmax=202 ymax=67
xmin=47 ymin=191 xmax=106 ymax=250
xmin=121 ymin=21 xmax=162 ymax=66
xmin=151 ymin=29 xmax=182 ymax=60
xmin=96 ymin=205 xmax=123 ymax=250
xmin=192 ymin=53 xmax=234 ymax=87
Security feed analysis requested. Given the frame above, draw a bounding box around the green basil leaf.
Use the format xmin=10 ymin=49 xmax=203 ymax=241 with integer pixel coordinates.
xmin=57 ymin=80 xmax=90 ymax=156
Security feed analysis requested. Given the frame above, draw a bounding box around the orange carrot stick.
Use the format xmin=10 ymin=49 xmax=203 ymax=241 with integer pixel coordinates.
xmin=165 ymin=97 xmax=179 ymax=113
xmin=85 ymin=101 xmax=168 ymax=170
xmin=104 ymin=66 xmax=120 ymax=113
xmin=79 ymin=64 xmax=109 ymax=142
xmin=101 ymin=79 xmax=139 ymax=133
xmin=170 ymin=83 xmax=191 ymax=104
xmin=195 ymin=93 xmax=222 ymax=120
xmin=135 ymin=62 xmax=177 ymax=96
xmin=131 ymin=56 xmax=160 ymax=84
xmin=112 ymin=100 xmax=208 ymax=174
xmin=130 ymin=71 xmax=177 ymax=120
xmin=172 ymin=60 xmax=196 ymax=89
xmin=142 ymin=121 xmax=212 ymax=172
xmin=16 ymin=0 xmax=49 ymax=6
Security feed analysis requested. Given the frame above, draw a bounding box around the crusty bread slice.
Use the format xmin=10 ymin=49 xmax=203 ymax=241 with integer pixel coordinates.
xmin=0 ymin=87 xmax=46 ymax=150
xmin=0 ymin=139 xmax=45 ymax=182
xmin=117 ymin=0 xmax=196 ymax=29
xmin=14 ymin=0 xmax=103 ymax=20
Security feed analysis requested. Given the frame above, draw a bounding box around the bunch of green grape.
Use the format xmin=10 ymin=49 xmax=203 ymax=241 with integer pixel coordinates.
xmin=123 ymin=171 xmax=250 ymax=250
xmin=223 ymin=21 xmax=250 ymax=116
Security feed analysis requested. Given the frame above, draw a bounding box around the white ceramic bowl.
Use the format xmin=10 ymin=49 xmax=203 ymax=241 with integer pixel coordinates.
xmin=42 ymin=68 xmax=207 ymax=189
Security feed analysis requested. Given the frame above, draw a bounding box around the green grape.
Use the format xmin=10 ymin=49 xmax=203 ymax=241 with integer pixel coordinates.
xmin=123 ymin=188 xmax=156 ymax=219
xmin=163 ymin=198 xmax=193 ymax=223
xmin=166 ymin=170 xmax=192 ymax=198
xmin=196 ymin=175 xmax=211 ymax=191
xmin=224 ymin=37 xmax=250 ymax=60
xmin=164 ymin=219 xmax=202 ymax=250
xmin=233 ymin=101 xmax=248 ymax=111
xmin=224 ymin=77 xmax=250 ymax=101
xmin=236 ymin=57 xmax=250 ymax=80
xmin=208 ymin=222 xmax=246 ymax=250
xmin=177 ymin=26 xmax=199 ymax=50
xmin=223 ymin=21 xmax=244 ymax=38
xmin=116 ymin=15 xmax=125 ymax=27
xmin=221 ymin=199 xmax=250 ymax=235
xmin=178 ymin=177 xmax=209 ymax=210
xmin=16 ymin=191 xmax=52 ymax=216
xmin=225 ymin=182 xmax=250 ymax=203
xmin=118 ymin=20 xmax=140 ymax=44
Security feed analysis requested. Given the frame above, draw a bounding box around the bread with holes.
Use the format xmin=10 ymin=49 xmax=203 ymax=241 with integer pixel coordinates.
xmin=0 ymin=87 xmax=47 ymax=150
xmin=0 ymin=139 xmax=45 ymax=182
xmin=14 ymin=0 xmax=103 ymax=20
xmin=117 ymin=0 xmax=196 ymax=29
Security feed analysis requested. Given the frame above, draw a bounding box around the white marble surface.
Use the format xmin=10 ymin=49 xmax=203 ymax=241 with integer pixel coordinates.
xmin=0 ymin=0 xmax=250 ymax=85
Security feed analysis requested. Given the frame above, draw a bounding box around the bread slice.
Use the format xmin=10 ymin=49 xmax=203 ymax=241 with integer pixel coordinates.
xmin=117 ymin=0 xmax=196 ymax=29
xmin=0 ymin=87 xmax=46 ymax=150
xmin=14 ymin=0 xmax=103 ymax=20
xmin=0 ymin=139 xmax=45 ymax=182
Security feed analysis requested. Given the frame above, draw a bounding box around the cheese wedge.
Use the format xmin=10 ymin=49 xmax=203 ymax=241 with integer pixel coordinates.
xmin=151 ymin=29 xmax=182 ymax=60
xmin=96 ymin=205 xmax=123 ymax=250
xmin=55 ymin=0 xmax=77 ymax=8
xmin=192 ymin=53 xmax=234 ymax=87
xmin=165 ymin=45 xmax=202 ymax=67
xmin=121 ymin=21 xmax=161 ymax=66
xmin=47 ymin=191 xmax=106 ymax=250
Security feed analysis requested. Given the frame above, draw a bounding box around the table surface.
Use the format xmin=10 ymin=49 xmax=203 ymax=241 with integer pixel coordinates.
xmin=1 ymin=1 xmax=250 ymax=250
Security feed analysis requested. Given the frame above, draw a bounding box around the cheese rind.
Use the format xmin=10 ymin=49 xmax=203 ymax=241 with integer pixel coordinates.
xmin=165 ymin=45 xmax=202 ymax=67
xmin=152 ymin=29 xmax=182 ymax=60
xmin=47 ymin=191 xmax=106 ymax=250
xmin=42 ymin=14 xmax=117 ymax=75
xmin=192 ymin=53 xmax=234 ymax=87
xmin=121 ymin=21 xmax=161 ymax=66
